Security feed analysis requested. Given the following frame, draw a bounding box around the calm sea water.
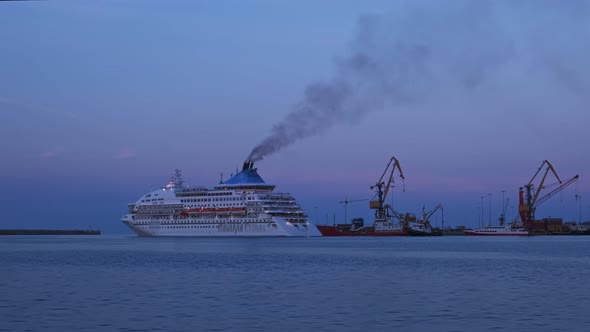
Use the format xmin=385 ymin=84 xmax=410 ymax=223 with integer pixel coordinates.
xmin=2 ymin=235 xmax=589 ymax=332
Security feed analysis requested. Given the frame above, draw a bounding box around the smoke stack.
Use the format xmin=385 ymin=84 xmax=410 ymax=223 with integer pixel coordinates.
xmin=242 ymin=161 xmax=254 ymax=171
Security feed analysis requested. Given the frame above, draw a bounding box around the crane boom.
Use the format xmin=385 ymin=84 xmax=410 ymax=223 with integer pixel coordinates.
xmin=425 ymin=204 xmax=443 ymax=221
xmin=530 ymin=160 xmax=561 ymax=207
xmin=375 ymin=157 xmax=396 ymax=189
xmin=382 ymin=157 xmax=405 ymax=202
xmin=420 ymin=203 xmax=444 ymax=228
xmin=535 ymin=175 xmax=579 ymax=207
xmin=370 ymin=156 xmax=405 ymax=206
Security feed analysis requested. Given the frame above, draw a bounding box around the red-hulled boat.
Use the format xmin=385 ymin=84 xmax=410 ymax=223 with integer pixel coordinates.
xmin=317 ymin=218 xmax=408 ymax=236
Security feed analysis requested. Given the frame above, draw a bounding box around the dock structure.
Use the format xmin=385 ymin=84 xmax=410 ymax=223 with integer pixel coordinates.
xmin=0 ymin=229 xmax=101 ymax=235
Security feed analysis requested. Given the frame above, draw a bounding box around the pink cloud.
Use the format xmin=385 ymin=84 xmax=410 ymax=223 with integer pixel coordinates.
xmin=39 ymin=147 xmax=65 ymax=159
xmin=113 ymin=148 xmax=137 ymax=160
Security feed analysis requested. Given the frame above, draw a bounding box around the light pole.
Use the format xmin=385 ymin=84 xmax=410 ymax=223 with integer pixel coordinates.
xmin=341 ymin=201 xmax=348 ymax=225
xmin=476 ymin=207 xmax=480 ymax=227
xmin=488 ymin=193 xmax=492 ymax=226
xmin=501 ymin=190 xmax=506 ymax=226
xmin=481 ymin=196 xmax=484 ymax=228
xmin=578 ymin=196 xmax=582 ymax=225
xmin=314 ymin=207 xmax=318 ymax=225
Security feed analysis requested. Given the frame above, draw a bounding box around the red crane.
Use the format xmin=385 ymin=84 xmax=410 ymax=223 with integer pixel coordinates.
xmin=518 ymin=160 xmax=579 ymax=225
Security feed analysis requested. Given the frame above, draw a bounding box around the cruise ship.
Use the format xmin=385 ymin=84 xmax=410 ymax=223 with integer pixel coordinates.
xmin=121 ymin=162 xmax=322 ymax=237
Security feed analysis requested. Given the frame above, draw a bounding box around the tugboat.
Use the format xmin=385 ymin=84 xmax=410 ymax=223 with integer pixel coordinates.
xmin=403 ymin=205 xmax=444 ymax=236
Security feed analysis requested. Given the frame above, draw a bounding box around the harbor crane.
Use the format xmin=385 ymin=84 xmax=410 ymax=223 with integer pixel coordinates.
xmin=370 ymin=156 xmax=405 ymax=222
xmin=339 ymin=198 xmax=368 ymax=224
xmin=518 ymin=160 xmax=579 ymax=224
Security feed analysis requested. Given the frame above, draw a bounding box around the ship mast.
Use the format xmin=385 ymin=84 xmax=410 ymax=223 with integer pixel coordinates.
xmin=174 ymin=169 xmax=183 ymax=187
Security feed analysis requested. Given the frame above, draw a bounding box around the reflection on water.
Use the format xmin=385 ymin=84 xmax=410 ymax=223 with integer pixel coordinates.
xmin=2 ymin=236 xmax=589 ymax=332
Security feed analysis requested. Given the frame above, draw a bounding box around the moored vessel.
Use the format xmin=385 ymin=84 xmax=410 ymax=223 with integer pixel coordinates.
xmin=403 ymin=204 xmax=444 ymax=236
xmin=465 ymin=192 xmax=529 ymax=236
xmin=406 ymin=222 xmax=442 ymax=236
xmin=463 ymin=225 xmax=529 ymax=236
xmin=317 ymin=218 xmax=407 ymax=236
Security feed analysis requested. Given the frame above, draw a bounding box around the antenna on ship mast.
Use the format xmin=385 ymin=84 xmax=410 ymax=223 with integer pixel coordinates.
xmin=174 ymin=169 xmax=183 ymax=187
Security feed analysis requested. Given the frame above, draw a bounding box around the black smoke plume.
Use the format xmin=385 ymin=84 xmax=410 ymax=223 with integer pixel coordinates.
xmin=248 ymin=0 xmax=590 ymax=162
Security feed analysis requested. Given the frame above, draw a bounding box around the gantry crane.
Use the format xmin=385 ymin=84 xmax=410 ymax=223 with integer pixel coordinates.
xmin=370 ymin=156 xmax=405 ymax=222
xmin=518 ymin=160 xmax=579 ymax=224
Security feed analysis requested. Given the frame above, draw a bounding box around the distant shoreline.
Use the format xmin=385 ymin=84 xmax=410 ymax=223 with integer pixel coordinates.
xmin=0 ymin=229 xmax=101 ymax=236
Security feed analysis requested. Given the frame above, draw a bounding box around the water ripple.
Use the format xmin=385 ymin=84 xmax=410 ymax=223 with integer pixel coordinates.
xmin=1 ymin=236 xmax=589 ymax=331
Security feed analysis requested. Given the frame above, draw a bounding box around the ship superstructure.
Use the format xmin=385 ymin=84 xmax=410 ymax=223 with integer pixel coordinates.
xmin=121 ymin=162 xmax=322 ymax=237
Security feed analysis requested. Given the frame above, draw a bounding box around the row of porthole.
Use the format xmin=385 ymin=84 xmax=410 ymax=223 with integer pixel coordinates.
xmin=181 ymin=197 xmax=247 ymax=203
xmin=163 ymin=225 xmax=217 ymax=229
xmin=135 ymin=219 xmax=274 ymax=225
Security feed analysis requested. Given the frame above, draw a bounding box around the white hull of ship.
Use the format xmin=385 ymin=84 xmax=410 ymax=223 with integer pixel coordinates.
xmin=122 ymin=214 xmax=322 ymax=237
xmin=464 ymin=226 xmax=529 ymax=236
